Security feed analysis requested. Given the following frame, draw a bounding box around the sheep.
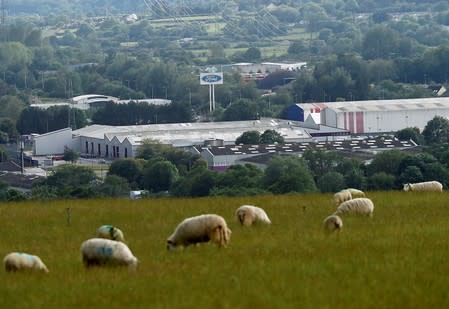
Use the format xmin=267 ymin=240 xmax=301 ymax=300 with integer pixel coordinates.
xmin=3 ymin=252 xmax=49 ymax=273
xmin=403 ymin=181 xmax=443 ymax=192
xmin=167 ymin=214 xmax=232 ymax=250
xmin=97 ymin=225 xmax=125 ymax=242
xmin=322 ymin=215 xmax=343 ymax=233
xmin=334 ymin=197 xmax=374 ymax=217
xmin=80 ymin=238 xmax=138 ymax=271
xmin=333 ymin=189 xmax=352 ymax=205
xmin=346 ymin=188 xmax=366 ymax=198
xmin=235 ymin=205 xmax=271 ymax=226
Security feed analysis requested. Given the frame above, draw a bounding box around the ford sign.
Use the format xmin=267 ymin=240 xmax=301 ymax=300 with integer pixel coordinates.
xmin=200 ymin=73 xmax=224 ymax=85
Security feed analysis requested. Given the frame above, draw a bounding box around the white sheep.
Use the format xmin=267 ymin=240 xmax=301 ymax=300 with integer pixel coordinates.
xmin=346 ymin=188 xmax=366 ymax=198
xmin=3 ymin=252 xmax=49 ymax=273
xmin=167 ymin=214 xmax=232 ymax=250
xmin=80 ymin=238 xmax=138 ymax=271
xmin=322 ymin=215 xmax=343 ymax=233
xmin=403 ymin=181 xmax=443 ymax=192
xmin=97 ymin=225 xmax=125 ymax=242
xmin=333 ymin=189 xmax=352 ymax=205
xmin=235 ymin=205 xmax=271 ymax=226
xmin=334 ymin=197 xmax=374 ymax=217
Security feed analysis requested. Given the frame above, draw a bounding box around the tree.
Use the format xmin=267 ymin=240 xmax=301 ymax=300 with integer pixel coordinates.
xmin=263 ymin=156 xmax=317 ymax=194
xmin=362 ymin=26 xmax=400 ymax=60
xmin=41 ymin=165 xmax=97 ymax=198
xmin=142 ymin=159 xmax=179 ymax=192
xmin=215 ymin=164 xmax=264 ymax=193
xmin=395 ymin=127 xmax=423 ymax=144
xmin=422 ymin=116 xmax=449 ymax=145
xmin=221 ymin=99 xmax=259 ymax=121
xmin=367 ymin=172 xmax=396 ymax=190
xmin=62 ymin=148 xmax=79 ymax=163
xmin=303 ymin=149 xmax=342 ymax=182
xmin=317 ymin=171 xmax=346 ymax=193
xmin=108 ymin=158 xmax=144 ymax=188
xmin=236 ymin=131 xmax=260 ymax=145
xmin=0 ymin=147 xmax=7 ymax=162
xmin=366 ymin=150 xmax=406 ymax=177
xmin=260 ymin=130 xmax=284 ymax=144
xmin=98 ymin=175 xmax=130 ymax=197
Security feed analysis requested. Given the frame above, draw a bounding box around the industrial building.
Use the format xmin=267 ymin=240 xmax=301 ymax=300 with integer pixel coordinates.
xmin=195 ymin=136 xmax=418 ymax=171
xmin=29 ymin=118 xmax=349 ymax=164
xmin=287 ymin=97 xmax=449 ymax=134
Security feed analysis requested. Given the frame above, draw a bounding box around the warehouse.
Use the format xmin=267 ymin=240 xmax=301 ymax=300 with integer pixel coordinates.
xmin=320 ymin=97 xmax=449 ymax=134
xmin=288 ymin=98 xmax=449 ymax=134
xmin=30 ymin=118 xmax=348 ymax=161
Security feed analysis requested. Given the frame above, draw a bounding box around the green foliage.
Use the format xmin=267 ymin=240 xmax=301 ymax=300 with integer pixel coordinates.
xmin=317 ymin=171 xmax=346 ymax=193
xmin=142 ymin=159 xmax=179 ymax=192
xmin=108 ymin=159 xmax=144 ymax=188
xmin=62 ymin=148 xmax=79 ymax=163
xmin=235 ymin=130 xmax=260 ymax=145
xmin=367 ymin=172 xmax=396 ymax=190
xmin=97 ymin=175 xmax=130 ymax=197
xmin=263 ymin=156 xmax=317 ymax=194
xmin=366 ymin=149 xmax=407 ymax=177
xmin=422 ymin=116 xmax=449 ymax=145
xmin=260 ymin=129 xmax=284 ymax=144
xmin=395 ymin=127 xmax=424 ymax=144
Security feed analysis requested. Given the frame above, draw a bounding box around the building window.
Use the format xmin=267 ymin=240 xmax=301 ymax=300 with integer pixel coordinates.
xmin=105 ymin=145 xmax=109 ymax=157
xmin=91 ymin=142 xmax=94 ymax=154
xmin=85 ymin=141 xmax=88 ymax=153
xmin=116 ymin=146 xmax=120 ymax=158
xmin=124 ymin=147 xmax=128 ymax=158
xmin=112 ymin=146 xmax=116 ymax=157
xmin=98 ymin=144 xmax=101 ymax=156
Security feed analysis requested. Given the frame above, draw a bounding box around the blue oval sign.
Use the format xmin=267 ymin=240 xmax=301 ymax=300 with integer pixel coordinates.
xmin=202 ymin=74 xmax=222 ymax=83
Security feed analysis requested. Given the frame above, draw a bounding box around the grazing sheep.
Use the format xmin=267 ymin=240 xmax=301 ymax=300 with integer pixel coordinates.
xmin=167 ymin=214 xmax=232 ymax=250
xmin=236 ymin=205 xmax=271 ymax=226
xmin=346 ymin=188 xmax=366 ymax=198
xmin=80 ymin=238 xmax=138 ymax=271
xmin=97 ymin=225 xmax=125 ymax=242
xmin=3 ymin=252 xmax=49 ymax=273
xmin=403 ymin=181 xmax=443 ymax=192
xmin=334 ymin=198 xmax=374 ymax=217
xmin=322 ymin=215 xmax=343 ymax=233
xmin=333 ymin=189 xmax=352 ymax=205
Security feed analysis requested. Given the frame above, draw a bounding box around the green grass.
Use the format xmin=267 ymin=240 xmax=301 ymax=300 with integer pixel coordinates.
xmin=1 ymin=191 xmax=449 ymax=308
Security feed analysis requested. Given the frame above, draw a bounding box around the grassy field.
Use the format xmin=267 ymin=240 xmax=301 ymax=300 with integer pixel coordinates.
xmin=1 ymin=191 xmax=449 ymax=308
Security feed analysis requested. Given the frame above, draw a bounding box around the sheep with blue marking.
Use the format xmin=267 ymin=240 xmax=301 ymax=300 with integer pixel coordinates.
xmin=403 ymin=181 xmax=443 ymax=192
xmin=322 ymin=215 xmax=343 ymax=233
xmin=80 ymin=238 xmax=138 ymax=271
xmin=167 ymin=214 xmax=232 ymax=250
xmin=236 ymin=205 xmax=271 ymax=226
xmin=3 ymin=252 xmax=49 ymax=273
xmin=97 ymin=225 xmax=125 ymax=242
xmin=334 ymin=198 xmax=374 ymax=217
xmin=333 ymin=189 xmax=352 ymax=205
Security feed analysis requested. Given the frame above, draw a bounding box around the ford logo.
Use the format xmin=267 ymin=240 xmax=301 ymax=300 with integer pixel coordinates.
xmin=201 ymin=74 xmax=222 ymax=83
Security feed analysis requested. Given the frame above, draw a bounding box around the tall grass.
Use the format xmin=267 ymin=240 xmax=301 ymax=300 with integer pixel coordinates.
xmin=1 ymin=191 xmax=449 ymax=308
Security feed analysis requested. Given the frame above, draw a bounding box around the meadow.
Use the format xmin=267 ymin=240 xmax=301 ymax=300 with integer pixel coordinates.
xmin=1 ymin=191 xmax=449 ymax=308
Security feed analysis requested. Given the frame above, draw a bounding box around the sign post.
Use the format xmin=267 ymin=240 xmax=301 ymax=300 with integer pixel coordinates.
xmin=200 ymin=72 xmax=223 ymax=112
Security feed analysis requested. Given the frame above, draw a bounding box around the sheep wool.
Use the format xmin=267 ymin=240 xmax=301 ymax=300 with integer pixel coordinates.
xmin=167 ymin=214 xmax=232 ymax=250
xmin=322 ymin=215 xmax=343 ymax=233
xmin=334 ymin=198 xmax=374 ymax=217
xmin=403 ymin=181 xmax=443 ymax=192
xmin=3 ymin=252 xmax=49 ymax=273
xmin=236 ymin=205 xmax=271 ymax=226
xmin=80 ymin=238 xmax=138 ymax=270
xmin=97 ymin=225 xmax=125 ymax=242
xmin=333 ymin=189 xmax=352 ymax=205
xmin=346 ymin=188 xmax=366 ymax=198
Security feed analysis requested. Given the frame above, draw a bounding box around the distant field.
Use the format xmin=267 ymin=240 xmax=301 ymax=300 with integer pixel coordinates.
xmin=1 ymin=191 xmax=449 ymax=308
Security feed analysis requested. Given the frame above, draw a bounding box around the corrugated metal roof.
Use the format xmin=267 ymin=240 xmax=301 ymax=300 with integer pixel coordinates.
xmin=324 ymin=97 xmax=449 ymax=113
